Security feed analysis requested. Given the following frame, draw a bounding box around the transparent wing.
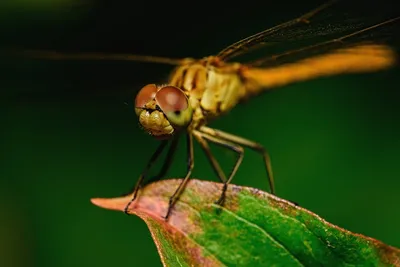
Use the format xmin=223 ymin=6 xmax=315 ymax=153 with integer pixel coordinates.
xmin=216 ymin=0 xmax=337 ymax=60
xmin=7 ymin=49 xmax=188 ymax=65
xmin=216 ymin=0 xmax=399 ymax=63
xmin=248 ymin=16 xmax=400 ymax=68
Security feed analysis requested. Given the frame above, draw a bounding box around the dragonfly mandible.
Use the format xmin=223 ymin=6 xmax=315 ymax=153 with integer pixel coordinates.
xmin=19 ymin=0 xmax=400 ymax=219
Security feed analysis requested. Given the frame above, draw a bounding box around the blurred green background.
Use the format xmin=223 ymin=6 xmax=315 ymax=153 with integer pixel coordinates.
xmin=1 ymin=0 xmax=399 ymax=267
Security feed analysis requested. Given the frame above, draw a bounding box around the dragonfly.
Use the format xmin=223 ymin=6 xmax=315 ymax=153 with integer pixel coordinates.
xmin=18 ymin=0 xmax=400 ymax=219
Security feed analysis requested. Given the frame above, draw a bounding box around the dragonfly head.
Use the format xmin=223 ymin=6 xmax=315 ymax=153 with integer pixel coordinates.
xmin=135 ymin=84 xmax=193 ymax=139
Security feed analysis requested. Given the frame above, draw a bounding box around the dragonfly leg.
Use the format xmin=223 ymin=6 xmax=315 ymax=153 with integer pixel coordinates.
xmin=196 ymin=130 xmax=244 ymax=206
xmin=192 ymin=131 xmax=227 ymax=183
xmin=164 ymin=134 xmax=194 ymax=220
xmin=145 ymin=135 xmax=179 ymax=184
xmin=124 ymin=140 xmax=169 ymax=215
xmin=200 ymin=126 xmax=275 ymax=195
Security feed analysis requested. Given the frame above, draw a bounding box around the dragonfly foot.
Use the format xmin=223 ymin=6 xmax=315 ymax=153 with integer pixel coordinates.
xmin=123 ymin=203 xmax=131 ymax=215
xmin=162 ymin=198 xmax=175 ymax=221
xmin=214 ymin=183 xmax=228 ymax=206
xmin=124 ymin=193 xmax=138 ymax=215
xmin=214 ymin=193 xmax=226 ymax=206
xmin=162 ymin=208 xmax=172 ymax=221
xmin=161 ymin=214 xmax=170 ymax=221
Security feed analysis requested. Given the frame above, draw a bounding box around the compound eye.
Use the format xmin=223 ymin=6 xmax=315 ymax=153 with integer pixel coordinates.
xmin=135 ymin=84 xmax=158 ymax=108
xmin=155 ymin=86 xmax=192 ymax=127
xmin=155 ymin=86 xmax=188 ymax=113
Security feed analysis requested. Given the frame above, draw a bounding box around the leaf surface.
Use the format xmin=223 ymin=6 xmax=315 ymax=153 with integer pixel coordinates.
xmin=91 ymin=179 xmax=400 ymax=267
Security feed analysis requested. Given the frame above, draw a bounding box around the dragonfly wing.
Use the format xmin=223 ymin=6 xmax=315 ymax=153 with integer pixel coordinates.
xmin=248 ymin=16 xmax=400 ymax=68
xmin=216 ymin=0 xmax=399 ymax=63
xmin=6 ymin=49 xmax=189 ymax=65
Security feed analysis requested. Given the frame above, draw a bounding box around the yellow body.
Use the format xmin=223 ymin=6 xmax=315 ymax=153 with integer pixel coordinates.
xmin=166 ymin=44 xmax=395 ymax=135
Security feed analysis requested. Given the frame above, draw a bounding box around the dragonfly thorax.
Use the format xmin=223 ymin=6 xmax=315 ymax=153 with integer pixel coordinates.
xmin=169 ymin=57 xmax=246 ymax=131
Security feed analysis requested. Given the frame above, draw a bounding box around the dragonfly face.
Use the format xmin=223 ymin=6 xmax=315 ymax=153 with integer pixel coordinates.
xmin=135 ymin=83 xmax=193 ymax=139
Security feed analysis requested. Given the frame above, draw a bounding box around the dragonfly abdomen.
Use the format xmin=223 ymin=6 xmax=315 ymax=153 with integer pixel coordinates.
xmin=240 ymin=44 xmax=397 ymax=99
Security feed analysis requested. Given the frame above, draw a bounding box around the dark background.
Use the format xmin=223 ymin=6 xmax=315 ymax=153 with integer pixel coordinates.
xmin=1 ymin=0 xmax=399 ymax=266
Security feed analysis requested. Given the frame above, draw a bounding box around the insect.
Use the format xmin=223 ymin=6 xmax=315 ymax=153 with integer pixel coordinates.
xmin=20 ymin=0 xmax=399 ymax=219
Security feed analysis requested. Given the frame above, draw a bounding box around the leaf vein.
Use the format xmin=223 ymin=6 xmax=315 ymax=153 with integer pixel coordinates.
xmin=210 ymin=203 xmax=305 ymax=267
xmin=259 ymin=198 xmax=355 ymax=266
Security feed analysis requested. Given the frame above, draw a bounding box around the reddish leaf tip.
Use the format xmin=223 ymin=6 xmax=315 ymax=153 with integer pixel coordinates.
xmin=90 ymin=196 xmax=128 ymax=211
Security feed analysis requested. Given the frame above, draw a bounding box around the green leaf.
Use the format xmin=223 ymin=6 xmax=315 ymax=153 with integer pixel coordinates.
xmin=91 ymin=179 xmax=400 ymax=267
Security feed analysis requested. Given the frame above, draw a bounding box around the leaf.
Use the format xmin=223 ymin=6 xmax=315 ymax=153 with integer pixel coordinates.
xmin=91 ymin=179 xmax=400 ymax=267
